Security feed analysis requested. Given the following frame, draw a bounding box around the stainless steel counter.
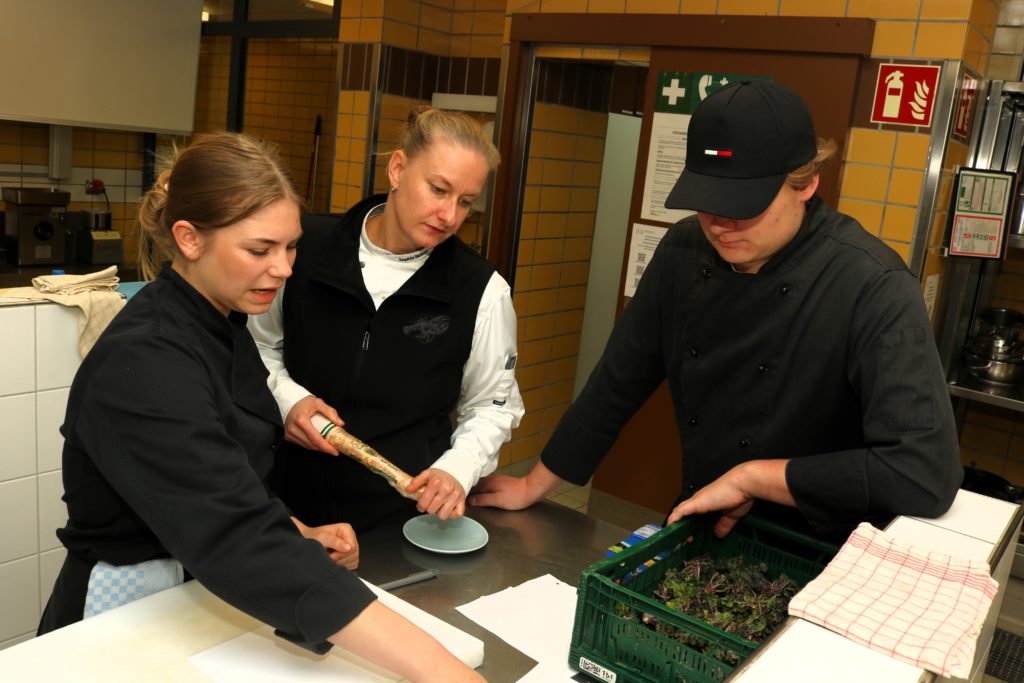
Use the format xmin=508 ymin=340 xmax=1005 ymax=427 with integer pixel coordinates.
xmin=356 ymin=501 xmax=629 ymax=681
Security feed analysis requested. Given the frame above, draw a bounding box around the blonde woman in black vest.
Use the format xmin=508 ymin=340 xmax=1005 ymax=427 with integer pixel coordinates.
xmin=248 ymin=106 xmax=524 ymax=532
xmin=40 ymin=132 xmax=484 ymax=682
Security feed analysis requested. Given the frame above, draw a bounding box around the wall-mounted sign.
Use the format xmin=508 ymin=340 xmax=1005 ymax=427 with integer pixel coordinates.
xmin=653 ymin=71 xmax=770 ymax=115
xmin=644 ymin=70 xmax=770 ymax=224
xmin=948 ymin=168 xmax=1016 ymax=259
xmin=870 ymin=63 xmax=942 ymax=127
xmin=953 ymin=73 xmax=979 ymax=140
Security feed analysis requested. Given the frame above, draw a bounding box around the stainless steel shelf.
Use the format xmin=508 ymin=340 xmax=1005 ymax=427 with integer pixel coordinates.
xmin=949 ymin=363 xmax=1024 ymax=413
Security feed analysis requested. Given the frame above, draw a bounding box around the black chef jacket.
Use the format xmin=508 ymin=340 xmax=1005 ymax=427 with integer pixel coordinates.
xmin=41 ymin=264 xmax=374 ymax=651
xmin=542 ymin=197 xmax=962 ymax=534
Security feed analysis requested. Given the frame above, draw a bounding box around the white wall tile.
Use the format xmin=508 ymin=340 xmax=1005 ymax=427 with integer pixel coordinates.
xmin=37 ymin=471 xmax=66 ymax=553
xmin=39 ymin=547 xmax=65 ymax=615
xmin=35 ymin=304 xmax=81 ymax=391
xmin=36 ymin=388 xmax=69 ymax=473
xmin=0 ymin=306 xmax=35 ymax=397
xmin=0 ymin=394 xmax=35 ymax=482
xmin=0 ymin=477 xmax=38 ymax=563
xmin=0 ymin=556 xmax=40 ymax=643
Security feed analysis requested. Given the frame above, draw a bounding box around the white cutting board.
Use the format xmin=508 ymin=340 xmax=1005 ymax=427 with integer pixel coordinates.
xmin=188 ymin=580 xmax=484 ymax=682
xmin=0 ymin=578 xmax=482 ymax=682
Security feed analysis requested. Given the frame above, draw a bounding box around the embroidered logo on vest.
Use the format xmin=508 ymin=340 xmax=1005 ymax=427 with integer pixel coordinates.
xmin=403 ymin=315 xmax=450 ymax=343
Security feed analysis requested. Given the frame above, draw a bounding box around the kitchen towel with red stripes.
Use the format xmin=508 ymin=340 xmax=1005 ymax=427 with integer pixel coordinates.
xmin=788 ymin=522 xmax=997 ymax=678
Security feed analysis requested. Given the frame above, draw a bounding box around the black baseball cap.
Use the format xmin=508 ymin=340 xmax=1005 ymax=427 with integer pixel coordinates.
xmin=664 ymin=80 xmax=817 ymax=220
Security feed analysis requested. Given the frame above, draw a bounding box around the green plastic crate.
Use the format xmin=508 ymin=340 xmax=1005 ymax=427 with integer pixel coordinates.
xmin=569 ymin=515 xmax=838 ymax=683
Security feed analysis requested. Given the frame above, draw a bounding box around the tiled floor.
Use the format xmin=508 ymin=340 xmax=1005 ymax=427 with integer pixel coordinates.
xmin=509 ymin=459 xmax=1024 ymax=683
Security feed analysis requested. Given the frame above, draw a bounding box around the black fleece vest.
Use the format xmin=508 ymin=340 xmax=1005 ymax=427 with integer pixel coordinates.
xmin=277 ymin=195 xmax=496 ymax=530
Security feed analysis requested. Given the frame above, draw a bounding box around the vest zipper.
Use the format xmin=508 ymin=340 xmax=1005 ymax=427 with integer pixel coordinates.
xmin=349 ymin=318 xmax=373 ymax=401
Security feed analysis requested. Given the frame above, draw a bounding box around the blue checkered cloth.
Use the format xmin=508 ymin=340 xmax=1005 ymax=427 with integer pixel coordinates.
xmin=83 ymin=558 xmax=184 ymax=619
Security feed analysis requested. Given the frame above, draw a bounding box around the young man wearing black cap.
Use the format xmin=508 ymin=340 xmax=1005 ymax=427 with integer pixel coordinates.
xmin=472 ymin=80 xmax=962 ymax=539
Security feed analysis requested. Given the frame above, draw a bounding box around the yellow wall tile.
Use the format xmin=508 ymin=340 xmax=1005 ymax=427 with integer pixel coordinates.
xmin=453 ymin=12 xmax=473 ymax=33
xmin=573 ymin=161 xmax=602 ymax=187
xmin=915 ymin=21 xmax=969 ymax=59
xmin=780 ymin=0 xmax=846 ymax=15
xmin=582 ymin=47 xmax=622 ymax=60
xmin=470 ymin=32 xmax=502 ymax=56
xmin=387 ymin=0 xmax=420 ymax=23
xmin=424 ymin=29 xmax=454 ymax=55
xmin=567 ymin=213 xmax=596 ymax=237
xmin=520 ymin=212 xmax=538 ymax=239
xmin=921 ymin=0 xmax=972 ymax=20
xmin=540 ymin=186 xmax=571 ymax=211
xmin=970 ymin=0 xmax=998 ymax=37
xmin=383 ymin=19 xmax=418 ymax=49
xmin=681 ymin=0 xmax=716 ymax=10
xmin=587 ymin=0 xmax=627 ymax=11
xmin=542 ymin=0 xmax=588 ymax=10
xmin=339 ymin=18 xmax=359 ymax=41
xmin=848 ymin=0 xmax=920 ymax=19
xmin=534 ymin=238 xmax=566 ymax=264
xmin=872 ymin=21 xmax=917 ymax=57
xmin=881 ymin=205 xmax=918 ymax=242
xmin=623 ymin=0 xmax=682 ymax=11
xmin=716 ymin=0 xmax=779 ymax=14
xmin=532 ymin=264 xmax=562 ymax=289
xmin=846 ymin=128 xmax=897 ymax=165
xmin=420 ymin=5 xmax=452 ymax=32
xmin=841 ymin=164 xmax=891 ymax=202
xmin=576 ymin=137 xmax=604 ymax=162
xmin=619 ymin=47 xmax=652 ymax=62
xmin=549 ymin=106 xmax=579 ymax=134
xmin=561 ymin=261 xmax=589 ymax=286
xmin=838 ymin=198 xmax=884 ymax=235
xmin=546 ymin=133 xmax=577 ymax=159
xmin=946 ymin=139 xmax=969 ymax=168
xmin=361 ymin=18 xmax=385 ymax=41
xmin=472 ymin=11 xmax=505 ymax=35
xmin=537 ymin=213 xmax=568 ymax=238
xmin=887 ymin=168 xmax=924 ymax=205
xmin=535 ymin=46 xmax=583 ymax=59
xmin=579 ymin=111 xmax=608 ymax=137
xmin=894 ymin=132 xmax=931 ymax=169
xmin=450 ymin=35 xmax=472 ymax=57
xmin=964 ymin=25 xmax=990 ymax=74
xmin=570 ymin=187 xmax=598 ymax=212
xmin=543 ymin=159 xmax=574 ymax=184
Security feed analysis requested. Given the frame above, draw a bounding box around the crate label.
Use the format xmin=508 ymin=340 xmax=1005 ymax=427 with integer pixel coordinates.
xmin=578 ymin=657 xmax=617 ymax=682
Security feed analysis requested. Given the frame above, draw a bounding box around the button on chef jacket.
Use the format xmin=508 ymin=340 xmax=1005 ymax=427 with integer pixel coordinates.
xmin=541 ymin=197 xmax=962 ymax=534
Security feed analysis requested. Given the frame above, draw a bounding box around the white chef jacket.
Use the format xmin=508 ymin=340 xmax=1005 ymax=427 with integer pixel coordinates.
xmin=248 ymin=206 xmax=524 ymax=496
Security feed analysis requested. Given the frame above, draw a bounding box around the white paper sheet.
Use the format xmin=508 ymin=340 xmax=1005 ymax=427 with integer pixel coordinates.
xmin=188 ymin=579 xmax=484 ymax=683
xmin=456 ymin=574 xmax=578 ymax=678
xmin=516 ymin=661 xmax=581 ymax=682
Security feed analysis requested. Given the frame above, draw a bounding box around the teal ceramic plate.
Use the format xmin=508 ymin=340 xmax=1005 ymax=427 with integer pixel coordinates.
xmin=402 ymin=515 xmax=489 ymax=554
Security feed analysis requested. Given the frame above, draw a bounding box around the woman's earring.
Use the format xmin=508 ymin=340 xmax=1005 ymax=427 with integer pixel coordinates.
xmin=389 ymin=185 xmax=397 ymax=193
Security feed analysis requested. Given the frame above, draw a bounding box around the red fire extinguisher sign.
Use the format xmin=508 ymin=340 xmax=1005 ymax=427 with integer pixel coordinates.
xmin=870 ymin=63 xmax=942 ymax=127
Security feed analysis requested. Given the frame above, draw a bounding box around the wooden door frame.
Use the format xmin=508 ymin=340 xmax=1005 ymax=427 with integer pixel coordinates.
xmin=489 ymin=12 xmax=875 ymax=288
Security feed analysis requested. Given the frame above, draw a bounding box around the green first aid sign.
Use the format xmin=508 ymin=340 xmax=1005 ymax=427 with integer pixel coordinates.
xmin=654 ymin=71 xmax=772 ymax=114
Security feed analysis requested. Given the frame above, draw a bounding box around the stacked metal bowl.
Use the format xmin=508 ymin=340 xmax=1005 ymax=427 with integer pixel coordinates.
xmin=964 ymin=308 xmax=1024 ymax=384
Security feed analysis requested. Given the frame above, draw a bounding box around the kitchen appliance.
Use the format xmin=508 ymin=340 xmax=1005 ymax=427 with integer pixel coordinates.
xmin=2 ymin=187 xmax=71 ymax=266
xmin=73 ymin=208 xmax=121 ymax=265
xmin=963 ymin=307 xmax=1024 ymax=384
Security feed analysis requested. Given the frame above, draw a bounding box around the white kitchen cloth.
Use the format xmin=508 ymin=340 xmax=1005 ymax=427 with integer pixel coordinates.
xmin=788 ymin=522 xmax=998 ymax=678
xmin=0 ymin=265 xmax=124 ymax=358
